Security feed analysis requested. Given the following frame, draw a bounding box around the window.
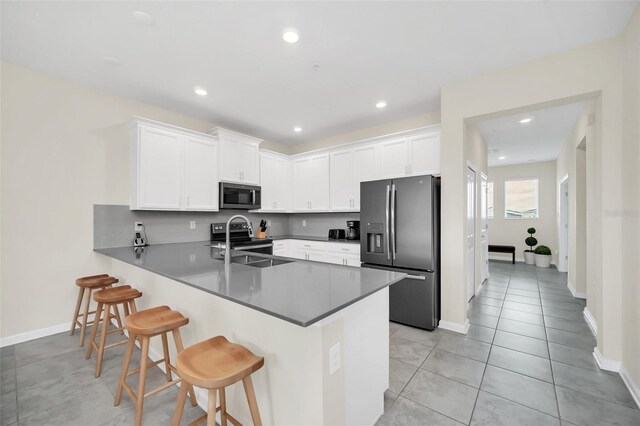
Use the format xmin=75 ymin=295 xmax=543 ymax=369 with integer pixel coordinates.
xmin=487 ymin=182 xmax=494 ymax=219
xmin=505 ymin=178 xmax=539 ymax=219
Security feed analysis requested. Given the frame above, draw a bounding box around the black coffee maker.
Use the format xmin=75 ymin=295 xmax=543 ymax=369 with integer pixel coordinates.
xmin=346 ymin=220 xmax=360 ymax=240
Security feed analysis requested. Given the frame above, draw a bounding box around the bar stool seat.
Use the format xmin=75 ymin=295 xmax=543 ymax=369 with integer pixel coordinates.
xmin=125 ymin=305 xmax=189 ymax=336
xmin=85 ymin=285 xmax=142 ymax=377
xmin=115 ymin=306 xmax=197 ymax=426
xmin=70 ymin=274 xmax=123 ymax=347
xmin=172 ymin=336 xmax=264 ymax=426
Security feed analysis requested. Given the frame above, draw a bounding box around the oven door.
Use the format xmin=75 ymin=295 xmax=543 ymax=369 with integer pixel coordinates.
xmin=235 ymin=242 xmax=273 ymax=255
xmin=219 ymin=183 xmax=261 ymax=209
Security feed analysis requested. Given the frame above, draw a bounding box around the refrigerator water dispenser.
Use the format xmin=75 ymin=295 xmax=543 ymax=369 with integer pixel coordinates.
xmin=366 ymin=222 xmax=384 ymax=254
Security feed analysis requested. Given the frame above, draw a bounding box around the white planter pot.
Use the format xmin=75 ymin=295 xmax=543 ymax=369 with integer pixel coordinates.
xmin=524 ymin=251 xmax=536 ymax=265
xmin=535 ymin=254 xmax=551 ymax=268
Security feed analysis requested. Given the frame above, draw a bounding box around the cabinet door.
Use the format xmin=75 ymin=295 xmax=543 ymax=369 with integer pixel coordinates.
xmin=260 ymin=154 xmax=276 ymax=210
xmin=138 ymin=126 xmax=184 ymax=209
xmin=409 ymin=132 xmax=440 ymax=175
xmin=271 ymin=156 xmax=289 ymax=211
xmin=240 ymin=142 xmax=260 ymax=184
xmin=289 ymin=248 xmax=307 ymax=260
xmin=293 ymin=159 xmax=311 ymax=211
xmin=344 ymin=254 xmax=361 ymax=267
xmin=352 ymin=145 xmax=378 ymax=209
xmin=309 ymin=155 xmax=330 ymax=211
xmin=379 ymin=138 xmax=409 ymax=178
xmin=325 ymin=253 xmax=346 ymax=265
xmin=220 ymin=138 xmax=241 ymax=182
xmin=185 ymin=136 xmax=219 ymax=211
xmin=306 ymin=251 xmax=326 ymax=262
xmin=330 ymin=150 xmax=354 ymax=211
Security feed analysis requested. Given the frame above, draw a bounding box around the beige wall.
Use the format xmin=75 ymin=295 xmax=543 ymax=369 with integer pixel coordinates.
xmin=488 ymin=161 xmax=558 ymax=264
xmin=0 ymin=61 xmax=291 ymax=337
xmin=291 ymin=111 xmax=441 ymax=154
xmin=620 ymin=5 xmax=640 ymax=392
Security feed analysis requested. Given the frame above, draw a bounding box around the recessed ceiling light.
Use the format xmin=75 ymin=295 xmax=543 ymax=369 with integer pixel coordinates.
xmin=376 ymin=101 xmax=387 ymax=108
xmin=132 ymin=11 xmax=154 ymax=25
xmin=499 ymin=156 xmax=507 ymax=160
xmin=194 ymin=87 xmax=208 ymax=96
xmin=519 ymin=117 xmax=534 ymax=124
xmin=282 ymin=29 xmax=299 ymax=43
xmin=293 ymin=127 xmax=302 ymax=132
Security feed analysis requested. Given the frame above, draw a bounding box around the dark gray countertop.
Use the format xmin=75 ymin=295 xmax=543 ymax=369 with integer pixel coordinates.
xmin=94 ymin=241 xmax=403 ymax=327
xmin=271 ymin=235 xmax=361 ymax=244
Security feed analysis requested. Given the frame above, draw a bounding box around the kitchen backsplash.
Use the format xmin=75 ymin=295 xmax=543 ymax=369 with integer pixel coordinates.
xmin=94 ymin=205 xmax=359 ymax=248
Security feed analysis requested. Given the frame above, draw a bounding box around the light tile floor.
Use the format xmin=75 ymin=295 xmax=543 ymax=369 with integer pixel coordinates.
xmin=0 ymin=326 xmax=205 ymax=425
xmin=379 ymin=260 xmax=640 ymax=426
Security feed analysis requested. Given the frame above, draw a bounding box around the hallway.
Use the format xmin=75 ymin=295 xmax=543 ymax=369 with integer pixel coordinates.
xmin=382 ymin=260 xmax=640 ymax=425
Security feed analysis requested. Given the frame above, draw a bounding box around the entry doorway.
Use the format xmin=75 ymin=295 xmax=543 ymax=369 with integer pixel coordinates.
xmin=467 ymin=165 xmax=476 ymax=301
xmin=480 ymin=173 xmax=489 ymax=283
xmin=558 ymin=176 xmax=569 ymax=272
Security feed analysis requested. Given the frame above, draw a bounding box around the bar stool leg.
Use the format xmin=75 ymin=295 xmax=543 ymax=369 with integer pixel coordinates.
xmin=171 ymin=381 xmax=190 ymax=426
xmin=70 ymin=287 xmax=85 ymax=335
xmin=207 ymin=388 xmax=217 ymax=426
xmin=243 ymin=376 xmax=262 ymax=426
xmin=85 ymin=302 xmax=104 ymax=359
xmin=112 ymin=303 xmax=125 ymax=335
xmin=161 ymin=333 xmax=172 ymax=382
xmin=95 ymin=303 xmax=112 ymax=377
xmin=135 ymin=336 xmax=150 ymax=426
xmin=79 ymin=288 xmax=93 ymax=347
xmin=220 ymin=388 xmax=228 ymax=426
xmin=115 ymin=333 xmax=136 ymax=406
xmin=172 ymin=328 xmax=198 ymax=406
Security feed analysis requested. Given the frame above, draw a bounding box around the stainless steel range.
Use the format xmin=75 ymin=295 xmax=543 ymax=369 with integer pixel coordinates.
xmin=210 ymin=222 xmax=273 ymax=254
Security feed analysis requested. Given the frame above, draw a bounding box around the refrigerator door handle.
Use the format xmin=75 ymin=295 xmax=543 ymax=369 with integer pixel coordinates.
xmin=386 ymin=184 xmax=391 ymax=260
xmin=391 ymin=183 xmax=397 ymax=260
xmin=405 ymin=274 xmax=426 ymax=280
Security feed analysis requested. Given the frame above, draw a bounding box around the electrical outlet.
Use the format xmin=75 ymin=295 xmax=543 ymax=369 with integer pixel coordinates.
xmin=190 ymin=221 xmax=196 ymax=230
xmin=267 ymin=219 xmax=272 ymax=227
xmin=190 ymin=254 xmax=196 ymax=264
xmin=302 ymin=220 xmax=307 ymax=227
xmin=329 ymin=343 xmax=340 ymax=375
xmin=134 ymin=222 xmax=143 ymax=232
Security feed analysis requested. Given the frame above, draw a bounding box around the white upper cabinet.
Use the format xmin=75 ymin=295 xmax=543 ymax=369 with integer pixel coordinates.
xmin=293 ymin=154 xmax=330 ymax=211
xmin=260 ymin=152 xmax=289 ymax=211
xmin=130 ymin=119 xmax=219 ymax=211
xmin=184 ymin=136 xmax=219 ymax=211
xmin=379 ymin=130 xmax=440 ymax=178
xmin=351 ymin=145 xmax=378 ymax=208
xmin=209 ymin=127 xmax=261 ymax=185
xmin=330 ymin=144 xmax=377 ymax=211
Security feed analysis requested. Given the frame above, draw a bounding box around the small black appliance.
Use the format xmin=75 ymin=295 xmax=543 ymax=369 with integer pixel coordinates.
xmin=328 ymin=229 xmax=346 ymax=240
xmin=346 ymin=220 xmax=360 ymax=240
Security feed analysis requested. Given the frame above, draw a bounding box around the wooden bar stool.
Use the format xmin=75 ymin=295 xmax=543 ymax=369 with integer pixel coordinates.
xmin=85 ymin=285 xmax=143 ymax=377
xmin=172 ymin=336 xmax=264 ymax=426
xmin=70 ymin=274 xmax=124 ymax=347
xmin=115 ymin=305 xmax=198 ymax=426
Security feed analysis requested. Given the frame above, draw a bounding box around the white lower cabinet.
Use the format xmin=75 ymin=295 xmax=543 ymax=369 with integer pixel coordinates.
xmin=275 ymin=239 xmax=360 ymax=267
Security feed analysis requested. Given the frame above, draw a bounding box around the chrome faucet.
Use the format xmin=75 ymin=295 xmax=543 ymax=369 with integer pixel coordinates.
xmin=225 ymin=215 xmax=253 ymax=266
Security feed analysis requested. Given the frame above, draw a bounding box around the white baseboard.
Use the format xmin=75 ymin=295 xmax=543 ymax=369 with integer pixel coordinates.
xmin=593 ymin=347 xmax=622 ymax=372
xmin=620 ymin=365 xmax=640 ymax=409
xmin=0 ymin=322 xmax=71 ymax=348
xmin=583 ymin=307 xmax=598 ymax=337
xmin=568 ymin=281 xmax=587 ymax=299
xmin=439 ymin=319 xmax=470 ymax=335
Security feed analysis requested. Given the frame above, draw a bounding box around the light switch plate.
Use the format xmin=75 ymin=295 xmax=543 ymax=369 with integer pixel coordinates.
xmin=134 ymin=222 xmax=143 ymax=232
xmin=329 ymin=343 xmax=340 ymax=376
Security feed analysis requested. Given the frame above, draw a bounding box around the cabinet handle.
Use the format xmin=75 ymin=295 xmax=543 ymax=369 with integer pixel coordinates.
xmin=341 ymin=248 xmax=349 ymax=251
xmin=304 ymin=244 xmax=311 ymax=247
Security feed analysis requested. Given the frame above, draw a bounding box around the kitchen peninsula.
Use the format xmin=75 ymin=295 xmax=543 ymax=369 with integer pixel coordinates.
xmin=95 ymin=241 xmax=405 ymax=425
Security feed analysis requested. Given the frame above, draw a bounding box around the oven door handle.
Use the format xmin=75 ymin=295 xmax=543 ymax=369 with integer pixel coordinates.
xmin=241 ymin=243 xmax=273 ymax=250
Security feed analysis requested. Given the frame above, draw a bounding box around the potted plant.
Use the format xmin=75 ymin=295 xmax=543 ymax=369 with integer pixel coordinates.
xmin=534 ymin=245 xmax=552 ymax=268
xmin=524 ymin=227 xmax=537 ymax=265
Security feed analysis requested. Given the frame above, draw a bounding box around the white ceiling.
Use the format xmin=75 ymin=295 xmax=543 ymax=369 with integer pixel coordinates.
xmin=476 ymin=102 xmax=586 ymax=167
xmin=1 ymin=1 xmax=636 ymax=145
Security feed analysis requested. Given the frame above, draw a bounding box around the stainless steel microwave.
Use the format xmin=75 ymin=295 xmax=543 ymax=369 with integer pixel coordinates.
xmin=219 ymin=182 xmax=261 ymax=210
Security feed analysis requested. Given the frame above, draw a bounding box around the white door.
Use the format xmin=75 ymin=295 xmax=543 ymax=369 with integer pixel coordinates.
xmin=558 ymin=178 xmax=569 ymax=272
xmin=138 ymin=126 xmax=184 ymax=209
xmin=220 ymin=138 xmax=241 ymax=182
xmin=240 ymin=142 xmax=260 ymax=184
xmin=260 ymin=154 xmax=275 ymax=210
xmin=293 ymin=158 xmax=311 ymax=211
xmin=272 ymin=156 xmax=288 ymax=211
xmin=330 ymin=151 xmax=354 ymax=210
xmin=467 ymin=166 xmax=476 ymax=301
xmin=352 ymin=145 xmax=377 ymax=209
xmin=325 ymin=253 xmax=345 ymax=265
xmin=379 ymin=139 xmax=409 ymax=178
xmin=480 ymin=173 xmax=489 ymax=282
xmin=408 ymin=132 xmax=440 ymax=175
xmin=309 ymin=155 xmax=330 ymax=211
xmin=184 ymin=136 xmax=219 ymax=211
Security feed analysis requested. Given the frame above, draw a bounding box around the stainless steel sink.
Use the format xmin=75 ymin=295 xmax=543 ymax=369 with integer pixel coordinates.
xmin=231 ymin=255 xmax=294 ymax=268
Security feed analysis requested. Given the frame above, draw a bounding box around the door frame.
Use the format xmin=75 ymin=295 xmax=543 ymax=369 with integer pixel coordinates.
xmin=479 ymin=172 xmax=489 ymax=289
xmin=558 ymin=174 xmax=570 ymax=272
xmin=466 ymin=161 xmax=477 ymax=302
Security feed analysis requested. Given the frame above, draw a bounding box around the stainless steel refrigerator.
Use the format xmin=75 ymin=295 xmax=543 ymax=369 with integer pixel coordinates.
xmin=360 ymin=175 xmax=440 ymax=330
